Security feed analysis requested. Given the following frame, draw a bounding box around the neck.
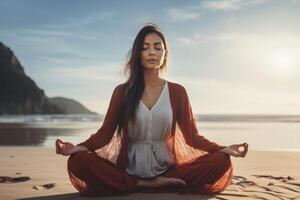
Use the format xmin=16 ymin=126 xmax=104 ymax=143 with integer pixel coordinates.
xmin=143 ymin=68 xmax=164 ymax=89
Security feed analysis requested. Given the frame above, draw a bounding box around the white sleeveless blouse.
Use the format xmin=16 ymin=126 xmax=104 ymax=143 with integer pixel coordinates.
xmin=125 ymin=80 xmax=175 ymax=178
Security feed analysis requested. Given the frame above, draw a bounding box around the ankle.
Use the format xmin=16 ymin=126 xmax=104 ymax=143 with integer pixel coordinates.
xmin=137 ymin=178 xmax=156 ymax=188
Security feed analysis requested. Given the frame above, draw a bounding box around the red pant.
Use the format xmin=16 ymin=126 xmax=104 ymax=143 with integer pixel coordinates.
xmin=67 ymin=151 xmax=233 ymax=197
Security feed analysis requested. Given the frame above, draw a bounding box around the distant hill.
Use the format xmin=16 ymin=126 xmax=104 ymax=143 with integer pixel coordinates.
xmin=0 ymin=42 xmax=96 ymax=115
xmin=48 ymin=97 xmax=97 ymax=114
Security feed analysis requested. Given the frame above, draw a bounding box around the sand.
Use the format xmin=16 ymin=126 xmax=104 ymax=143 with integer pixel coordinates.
xmin=0 ymin=147 xmax=299 ymax=200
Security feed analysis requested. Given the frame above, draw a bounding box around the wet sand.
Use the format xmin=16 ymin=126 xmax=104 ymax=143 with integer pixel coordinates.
xmin=0 ymin=147 xmax=300 ymax=200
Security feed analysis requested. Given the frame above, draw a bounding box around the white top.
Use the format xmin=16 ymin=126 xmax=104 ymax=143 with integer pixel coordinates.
xmin=125 ymin=80 xmax=175 ymax=178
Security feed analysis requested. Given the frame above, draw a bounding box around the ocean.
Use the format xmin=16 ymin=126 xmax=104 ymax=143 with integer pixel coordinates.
xmin=0 ymin=114 xmax=299 ymax=151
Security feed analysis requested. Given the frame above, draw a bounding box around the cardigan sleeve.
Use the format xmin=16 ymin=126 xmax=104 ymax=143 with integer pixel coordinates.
xmin=177 ymin=86 xmax=226 ymax=153
xmin=77 ymin=84 xmax=124 ymax=151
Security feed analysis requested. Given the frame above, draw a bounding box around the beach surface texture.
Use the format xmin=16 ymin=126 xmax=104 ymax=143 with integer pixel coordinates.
xmin=0 ymin=147 xmax=300 ymax=200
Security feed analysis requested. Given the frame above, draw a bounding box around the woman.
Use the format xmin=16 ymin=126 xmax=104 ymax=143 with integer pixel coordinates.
xmin=56 ymin=23 xmax=248 ymax=197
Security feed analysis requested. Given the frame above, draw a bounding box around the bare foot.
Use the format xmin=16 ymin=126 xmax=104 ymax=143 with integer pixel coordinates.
xmin=137 ymin=176 xmax=186 ymax=188
xmin=154 ymin=176 xmax=186 ymax=187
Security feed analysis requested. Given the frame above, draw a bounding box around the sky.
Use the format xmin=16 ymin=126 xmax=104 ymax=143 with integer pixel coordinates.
xmin=1 ymin=0 xmax=300 ymax=115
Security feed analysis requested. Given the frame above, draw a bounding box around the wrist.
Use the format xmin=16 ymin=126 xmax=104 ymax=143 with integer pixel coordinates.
xmin=69 ymin=145 xmax=88 ymax=155
xmin=77 ymin=145 xmax=88 ymax=151
xmin=220 ymin=147 xmax=229 ymax=154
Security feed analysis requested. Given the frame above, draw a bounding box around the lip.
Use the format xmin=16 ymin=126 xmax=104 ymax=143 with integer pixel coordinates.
xmin=147 ymin=59 xmax=158 ymax=62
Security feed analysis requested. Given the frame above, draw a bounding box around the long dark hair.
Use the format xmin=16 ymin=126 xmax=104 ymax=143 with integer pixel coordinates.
xmin=117 ymin=23 xmax=169 ymax=135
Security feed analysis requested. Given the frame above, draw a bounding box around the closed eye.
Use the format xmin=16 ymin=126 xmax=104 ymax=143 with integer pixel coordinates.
xmin=142 ymin=46 xmax=162 ymax=50
xmin=143 ymin=42 xmax=163 ymax=50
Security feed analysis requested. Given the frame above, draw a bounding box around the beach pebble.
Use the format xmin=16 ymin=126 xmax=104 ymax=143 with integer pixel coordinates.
xmin=33 ymin=183 xmax=56 ymax=190
xmin=0 ymin=176 xmax=30 ymax=183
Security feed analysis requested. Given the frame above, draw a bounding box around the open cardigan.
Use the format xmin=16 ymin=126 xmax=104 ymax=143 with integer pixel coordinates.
xmin=78 ymin=80 xmax=226 ymax=170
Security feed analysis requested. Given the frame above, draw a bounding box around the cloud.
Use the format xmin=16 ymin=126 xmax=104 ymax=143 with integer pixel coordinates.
xmin=22 ymin=29 xmax=97 ymax=41
xmin=172 ymin=27 xmax=300 ymax=95
xmin=42 ymin=11 xmax=116 ymax=29
xmin=176 ymin=32 xmax=235 ymax=45
xmin=46 ymin=64 xmax=124 ymax=82
xmin=166 ymin=8 xmax=201 ymax=22
xmin=20 ymin=34 xmax=98 ymax=60
xmin=3 ymin=26 xmax=103 ymax=64
xmin=166 ymin=0 xmax=271 ymax=23
xmin=202 ymin=0 xmax=271 ymax=11
xmin=169 ymin=75 xmax=300 ymax=114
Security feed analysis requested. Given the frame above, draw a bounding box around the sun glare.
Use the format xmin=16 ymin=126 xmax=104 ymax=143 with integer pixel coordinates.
xmin=270 ymin=53 xmax=295 ymax=69
xmin=266 ymin=49 xmax=297 ymax=76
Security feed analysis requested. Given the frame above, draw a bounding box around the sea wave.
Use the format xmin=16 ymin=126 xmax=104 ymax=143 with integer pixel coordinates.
xmin=0 ymin=114 xmax=103 ymax=124
xmin=0 ymin=114 xmax=299 ymax=124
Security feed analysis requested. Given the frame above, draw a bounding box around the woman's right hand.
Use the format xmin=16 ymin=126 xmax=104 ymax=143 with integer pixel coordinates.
xmin=56 ymin=139 xmax=75 ymax=156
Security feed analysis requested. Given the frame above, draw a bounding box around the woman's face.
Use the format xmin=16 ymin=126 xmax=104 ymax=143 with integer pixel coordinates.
xmin=141 ymin=33 xmax=166 ymax=70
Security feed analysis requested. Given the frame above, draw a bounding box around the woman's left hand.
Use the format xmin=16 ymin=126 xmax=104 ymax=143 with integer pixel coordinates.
xmin=220 ymin=143 xmax=248 ymax=157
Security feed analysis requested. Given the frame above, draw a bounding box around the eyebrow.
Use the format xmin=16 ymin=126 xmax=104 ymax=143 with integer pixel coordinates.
xmin=143 ymin=42 xmax=162 ymax=45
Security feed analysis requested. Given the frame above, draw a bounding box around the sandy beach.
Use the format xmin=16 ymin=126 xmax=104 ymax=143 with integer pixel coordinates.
xmin=0 ymin=147 xmax=299 ymax=200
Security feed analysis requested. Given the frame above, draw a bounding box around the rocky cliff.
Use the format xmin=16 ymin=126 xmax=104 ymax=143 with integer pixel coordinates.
xmin=0 ymin=42 xmax=95 ymax=115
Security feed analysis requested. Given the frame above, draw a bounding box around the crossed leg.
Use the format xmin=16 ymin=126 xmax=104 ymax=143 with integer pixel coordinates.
xmin=162 ymin=151 xmax=233 ymax=194
xmin=67 ymin=151 xmax=232 ymax=196
xmin=67 ymin=151 xmax=137 ymax=197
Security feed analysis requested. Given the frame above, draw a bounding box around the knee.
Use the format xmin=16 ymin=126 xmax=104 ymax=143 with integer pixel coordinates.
xmin=213 ymin=151 xmax=231 ymax=167
xmin=68 ymin=151 xmax=90 ymax=172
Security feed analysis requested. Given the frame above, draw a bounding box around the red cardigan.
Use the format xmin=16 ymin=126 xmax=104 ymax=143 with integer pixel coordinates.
xmin=78 ymin=80 xmax=226 ymax=169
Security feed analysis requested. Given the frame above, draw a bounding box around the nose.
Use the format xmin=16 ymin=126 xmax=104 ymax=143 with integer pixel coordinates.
xmin=149 ymin=47 xmax=156 ymax=56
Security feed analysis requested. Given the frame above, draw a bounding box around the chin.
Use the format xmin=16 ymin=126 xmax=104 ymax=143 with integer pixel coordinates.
xmin=143 ymin=64 xmax=162 ymax=70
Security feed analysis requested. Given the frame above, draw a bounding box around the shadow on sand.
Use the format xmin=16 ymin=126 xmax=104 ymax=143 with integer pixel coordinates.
xmin=18 ymin=192 xmax=220 ymax=200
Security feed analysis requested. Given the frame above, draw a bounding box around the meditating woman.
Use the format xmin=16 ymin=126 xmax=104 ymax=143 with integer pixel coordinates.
xmin=56 ymin=23 xmax=248 ymax=197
